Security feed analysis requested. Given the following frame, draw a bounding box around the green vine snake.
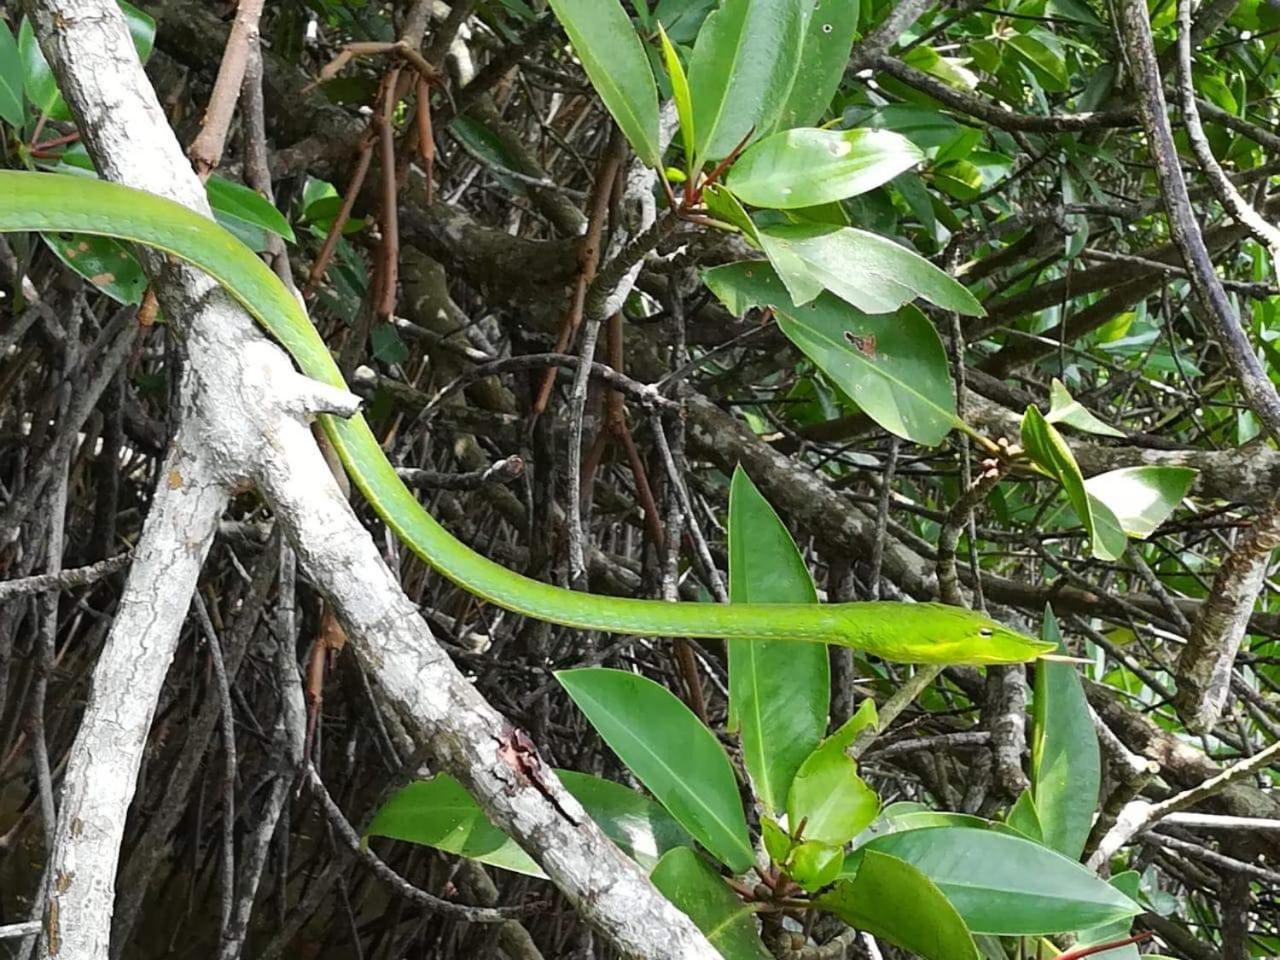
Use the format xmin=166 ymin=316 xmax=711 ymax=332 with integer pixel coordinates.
xmin=0 ymin=171 xmax=1052 ymax=665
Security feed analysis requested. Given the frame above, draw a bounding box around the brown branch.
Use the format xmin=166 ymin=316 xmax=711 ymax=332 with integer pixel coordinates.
xmin=188 ymin=0 xmax=266 ymax=177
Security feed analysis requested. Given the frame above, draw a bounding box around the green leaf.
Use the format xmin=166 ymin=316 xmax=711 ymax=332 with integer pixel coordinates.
xmin=727 ymin=466 xmax=827 ymax=813
xmin=119 ymin=1 xmax=156 ymax=64
xmin=787 ymin=840 xmax=843 ymax=893
xmin=1076 ymin=871 xmax=1142 ymax=960
xmin=704 ymin=184 xmax=760 ymax=241
xmin=771 ymin=0 xmax=859 ymax=129
xmin=827 ymin=698 xmax=878 ymax=751
xmin=558 ymin=668 xmax=755 ymax=873
xmin=656 ymin=23 xmax=695 ymax=178
xmin=546 ymin=0 xmax=661 ymax=167
xmin=703 ymin=261 xmax=961 ymax=446
xmin=1006 ymin=789 xmax=1045 ymax=845
xmin=844 ymin=827 xmax=1142 ymax=934
xmin=852 ymin=806 xmax=1001 ymax=851
xmin=1031 ymin=607 xmax=1100 ymax=861
xmin=818 ymin=852 xmax=981 ymax=960
xmin=19 ymin=16 xmax=69 ymax=121
xmin=1045 ymin=378 xmax=1124 ymax=438
xmin=206 ymin=175 xmax=296 ymax=249
xmin=1021 ymin=405 xmax=1126 ymax=561
xmin=368 ymin=773 xmax=540 ymax=876
xmin=755 ymin=223 xmax=984 ymax=316
xmin=787 ymin=736 xmax=879 ymax=848
xmin=365 ymin=770 xmax=693 ymax=877
xmin=0 ymin=20 xmax=24 ymax=127
xmin=1082 ymin=466 xmax=1197 ymax=539
xmin=42 ymin=232 xmax=146 ymax=305
xmin=687 ymin=0 xmax=808 ymax=164
xmin=726 ymin=128 xmax=923 ymax=210
xmin=651 ymin=848 xmax=771 ymax=960
xmin=1007 ymin=30 xmax=1068 ymax=93
xmin=761 ymin=817 xmax=792 ymax=864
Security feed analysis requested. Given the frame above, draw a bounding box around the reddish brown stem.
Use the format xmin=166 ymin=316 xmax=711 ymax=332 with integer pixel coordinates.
xmin=305 ymin=133 xmax=375 ymax=298
xmin=416 ymin=75 xmax=435 ymax=205
xmin=376 ymin=70 xmax=402 ymax=319
xmin=1056 ymin=932 xmax=1152 ymax=960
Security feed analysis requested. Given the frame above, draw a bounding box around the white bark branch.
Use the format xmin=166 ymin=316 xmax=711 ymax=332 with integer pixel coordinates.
xmin=32 ymin=2 xmax=719 ymax=957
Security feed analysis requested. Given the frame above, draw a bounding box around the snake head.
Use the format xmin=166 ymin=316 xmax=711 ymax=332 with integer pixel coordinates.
xmin=835 ymin=603 xmax=1056 ymax=665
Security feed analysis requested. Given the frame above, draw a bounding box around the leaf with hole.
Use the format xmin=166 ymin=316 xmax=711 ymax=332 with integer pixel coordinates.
xmin=558 ymin=668 xmax=754 ymax=873
xmin=727 ymin=128 xmax=923 ymax=210
xmin=703 ymin=261 xmax=961 ymax=446
xmin=546 ymin=0 xmax=661 ymax=167
xmin=770 ymin=0 xmax=859 ymax=129
xmin=687 ymin=0 xmax=808 ymax=163
xmin=728 ymin=466 xmax=828 ymax=814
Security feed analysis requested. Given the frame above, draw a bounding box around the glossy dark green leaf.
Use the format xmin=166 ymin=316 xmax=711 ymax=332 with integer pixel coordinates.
xmin=558 ymin=668 xmax=754 ymax=873
xmin=119 ymin=1 xmax=156 ymax=64
xmin=818 ymin=852 xmax=981 ymax=960
xmin=0 ymin=21 xmax=24 ymax=127
xmin=207 ymin=175 xmax=296 ymax=248
xmin=771 ymin=0 xmax=860 ymax=129
xmin=1031 ymin=607 xmax=1100 ymax=861
xmin=365 ymin=770 xmax=693 ymax=877
xmin=845 ymin=827 xmax=1142 ymax=934
xmin=726 ymin=128 xmax=923 ymax=209
xmin=19 ymin=16 xmax=69 ymax=121
xmin=42 ymin=232 xmax=146 ymax=305
xmin=756 ymin=223 xmax=984 ymax=316
xmin=651 ymin=848 xmax=771 ymax=960
xmin=1083 ymin=466 xmax=1197 ymax=539
xmin=546 ymin=0 xmax=661 ymax=167
xmin=1046 ymin=379 xmax=1124 ymax=438
xmin=687 ymin=0 xmax=808 ymax=163
xmin=1021 ymin=405 xmax=1126 ymax=561
xmin=703 ymin=261 xmax=961 ymax=446
xmin=727 ymin=466 xmax=827 ymax=814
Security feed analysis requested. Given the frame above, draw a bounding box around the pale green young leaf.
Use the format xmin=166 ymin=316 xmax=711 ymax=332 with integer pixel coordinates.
xmin=546 ymin=0 xmax=662 ymax=167
xmin=557 ymin=668 xmax=755 ymax=873
xmin=1046 ymin=379 xmax=1124 ymax=438
xmin=818 ymin=852 xmax=981 ymax=960
xmin=787 ymin=737 xmax=879 ymax=847
xmin=726 ymin=128 xmax=923 ymax=209
xmin=728 ymin=466 xmax=828 ymax=815
xmin=651 ymin=848 xmax=771 ymax=960
xmin=656 ymin=23 xmax=695 ymax=178
xmin=1083 ymin=466 xmax=1197 ymax=539
xmin=1006 ymin=789 xmax=1046 ymax=845
xmin=688 ymin=0 xmax=808 ymax=164
xmin=787 ymin=840 xmax=844 ymax=893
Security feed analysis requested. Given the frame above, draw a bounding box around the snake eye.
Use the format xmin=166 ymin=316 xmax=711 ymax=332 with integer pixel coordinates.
xmin=979 ymin=628 xmax=994 ymax=637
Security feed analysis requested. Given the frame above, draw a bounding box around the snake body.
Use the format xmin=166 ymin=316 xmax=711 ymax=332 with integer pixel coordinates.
xmin=0 ymin=172 xmax=1051 ymax=665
